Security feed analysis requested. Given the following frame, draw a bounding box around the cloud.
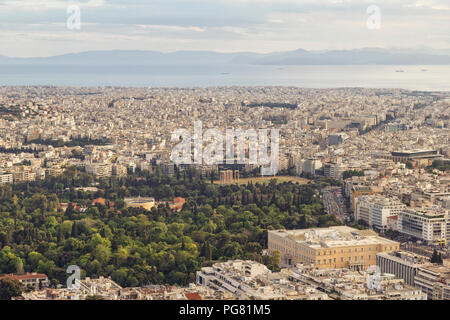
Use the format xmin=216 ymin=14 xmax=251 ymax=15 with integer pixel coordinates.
xmin=0 ymin=0 xmax=449 ymax=56
xmin=0 ymin=0 xmax=107 ymax=10
xmin=405 ymin=0 xmax=450 ymax=10
xmin=137 ymin=24 xmax=205 ymax=33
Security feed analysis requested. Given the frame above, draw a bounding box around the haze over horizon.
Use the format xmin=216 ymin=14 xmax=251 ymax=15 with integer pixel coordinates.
xmin=2 ymin=47 xmax=450 ymax=66
xmin=0 ymin=0 xmax=449 ymax=57
xmin=2 ymin=46 xmax=450 ymax=60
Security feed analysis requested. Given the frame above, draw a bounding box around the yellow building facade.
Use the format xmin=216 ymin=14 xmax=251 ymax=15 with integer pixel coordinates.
xmin=268 ymin=226 xmax=399 ymax=271
xmin=124 ymin=197 xmax=156 ymax=211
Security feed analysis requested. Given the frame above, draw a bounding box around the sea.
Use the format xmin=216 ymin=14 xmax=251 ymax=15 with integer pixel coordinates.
xmin=0 ymin=64 xmax=449 ymax=91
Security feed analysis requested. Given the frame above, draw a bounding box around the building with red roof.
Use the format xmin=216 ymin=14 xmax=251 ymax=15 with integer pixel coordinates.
xmin=0 ymin=272 xmax=49 ymax=289
xmin=184 ymin=292 xmax=202 ymax=300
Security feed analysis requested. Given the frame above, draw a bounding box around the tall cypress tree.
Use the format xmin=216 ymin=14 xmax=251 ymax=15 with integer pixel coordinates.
xmin=431 ymin=248 xmax=439 ymax=263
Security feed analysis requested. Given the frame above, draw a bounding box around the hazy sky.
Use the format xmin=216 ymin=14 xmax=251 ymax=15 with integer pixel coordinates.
xmin=0 ymin=0 xmax=449 ymax=57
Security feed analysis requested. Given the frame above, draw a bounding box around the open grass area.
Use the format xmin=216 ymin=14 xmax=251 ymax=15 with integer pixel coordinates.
xmin=214 ymin=176 xmax=311 ymax=185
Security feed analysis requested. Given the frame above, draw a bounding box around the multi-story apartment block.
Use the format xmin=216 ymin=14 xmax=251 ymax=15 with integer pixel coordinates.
xmin=85 ymin=163 xmax=112 ymax=178
xmin=112 ymin=164 xmax=127 ymax=177
xmin=46 ymin=167 xmax=64 ymax=178
xmin=414 ymin=264 xmax=450 ymax=300
xmin=323 ymin=162 xmax=341 ymax=180
xmin=12 ymin=166 xmax=35 ymax=182
xmin=355 ymin=196 xmax=406 ymax=232
xmin=376 ymin=251 xmax=429 ymax=286
xmin=348 ymin=185 xmax=382 ymax=213
xmin=0 ymin=173 xmax=13 ymax=185
xmin=397 ymin=207 xmax=448 ymax=245
xmin=268 ymin=226 xmax=399 ymax=271
xmin=290 ymin=264 xmax=426 ymax=300
xmin=196 ymin=260 xmax=329 ymax=300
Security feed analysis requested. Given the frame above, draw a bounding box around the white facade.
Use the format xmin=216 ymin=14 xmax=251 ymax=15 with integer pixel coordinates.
xmin=85 ymin=163 xmax=112 ymax=178
xmin=397 ymin=208 xmax=448 ymax=244
xmin=196 ymin=260 xmax=282 ymax=299
xmin=355 ymin=196 xmax=406 ymax=232
xmin=323 ymin=162 xmax=341 ymax=179
xmin=0 ymin=173 xmax=13 ymax=185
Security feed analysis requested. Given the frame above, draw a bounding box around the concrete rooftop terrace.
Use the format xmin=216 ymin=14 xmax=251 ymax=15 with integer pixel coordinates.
xmin=269 ymin=226 xmax=398 ymax=249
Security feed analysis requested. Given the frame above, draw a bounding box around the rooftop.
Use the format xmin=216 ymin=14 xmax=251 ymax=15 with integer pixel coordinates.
xmin=270 ymin=226 xmax=398 ymax=249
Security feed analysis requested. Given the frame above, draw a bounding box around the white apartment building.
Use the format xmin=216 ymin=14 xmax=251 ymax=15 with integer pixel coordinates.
xmin=323 ymin=162 xmax=341 ymax=180
xmin=196 ymin=260 xmax=289 ymax=300
xmin=0 ymin=173 xmax=13 ymax=185
xmin=85 ymin=163 xmax=112 ymax=178
xmin=355 ymin=196 xmax=406 ymax=232
xmin=397 ymin=208 xmax=448 ymax=245
xmin=196 ymin=260 xmax=330 ymax=300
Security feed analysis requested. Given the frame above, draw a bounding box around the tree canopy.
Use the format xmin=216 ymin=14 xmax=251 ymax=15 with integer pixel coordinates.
xmin=0 ymin=167 xmax=341 ymax=288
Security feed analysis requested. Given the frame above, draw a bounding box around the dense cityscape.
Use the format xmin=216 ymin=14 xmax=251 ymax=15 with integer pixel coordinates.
xmin=0 ymin=86 xmax=448 ymax=300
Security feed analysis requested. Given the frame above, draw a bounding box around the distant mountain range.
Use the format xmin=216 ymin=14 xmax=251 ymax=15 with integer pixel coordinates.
xmin=1 ymin=48 xmax=450 ymax=65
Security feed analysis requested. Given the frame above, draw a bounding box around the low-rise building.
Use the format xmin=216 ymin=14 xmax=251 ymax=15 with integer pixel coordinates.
xmin=290 ymin=265 xmax=426 ymax=300
xmin=0 ymin=272 xmax=49 ymax=289
xmin=124 ymin=197 xmax=156 ymax=211
xmin=196 ymin=260 xmax=329 ymax=300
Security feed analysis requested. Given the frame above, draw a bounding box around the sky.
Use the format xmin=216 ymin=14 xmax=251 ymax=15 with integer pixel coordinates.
xmin=0 ymin=0 xmax=449 ymax=57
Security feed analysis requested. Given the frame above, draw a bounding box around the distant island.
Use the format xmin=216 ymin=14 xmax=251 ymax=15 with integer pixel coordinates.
xmin=1 ymin=48 xmax=450 ymax=66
